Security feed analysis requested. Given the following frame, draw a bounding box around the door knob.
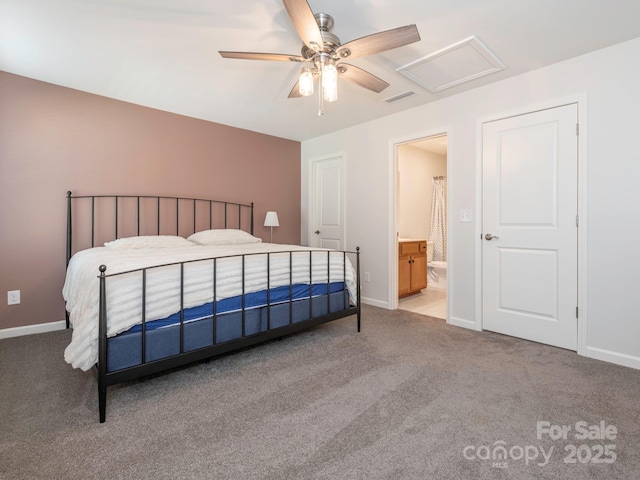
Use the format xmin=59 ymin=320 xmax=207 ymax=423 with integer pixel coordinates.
xmin=314 ymin=230 xmax=320 ymax=235
xmin=484 ymin=233 xmax=499 ymax=241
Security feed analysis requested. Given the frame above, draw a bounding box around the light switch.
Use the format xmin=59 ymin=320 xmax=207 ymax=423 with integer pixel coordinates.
xmin=459 ymin=209 xmax=472 ymax=222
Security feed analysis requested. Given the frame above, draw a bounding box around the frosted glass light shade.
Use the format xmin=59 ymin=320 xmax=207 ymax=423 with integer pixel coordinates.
xmin=299 ymin=68 xmax=314 ymax=97
xmin=322 ymin=61 xmax=338 ymax=102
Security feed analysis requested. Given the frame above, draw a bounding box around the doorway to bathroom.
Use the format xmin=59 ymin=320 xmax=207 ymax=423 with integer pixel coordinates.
xmin=396 ymin=133 xmax=448 ymax=319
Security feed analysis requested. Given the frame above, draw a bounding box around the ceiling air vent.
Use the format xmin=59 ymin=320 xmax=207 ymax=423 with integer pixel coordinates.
xmin=384 ymin=91 xmax=416 ymax=103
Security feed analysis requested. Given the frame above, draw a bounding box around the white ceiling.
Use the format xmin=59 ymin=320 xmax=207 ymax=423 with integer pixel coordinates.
xmin=2 ymin=0 xmax=640 ymax=142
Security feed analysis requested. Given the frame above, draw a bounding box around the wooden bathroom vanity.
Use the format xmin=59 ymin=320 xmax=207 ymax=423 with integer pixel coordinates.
xmin=398 ymin=239 xmax=428 ymax=297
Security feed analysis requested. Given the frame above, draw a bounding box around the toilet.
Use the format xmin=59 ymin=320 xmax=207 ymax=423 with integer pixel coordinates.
xmin=426 ymin=241 xmax=447 ymax=289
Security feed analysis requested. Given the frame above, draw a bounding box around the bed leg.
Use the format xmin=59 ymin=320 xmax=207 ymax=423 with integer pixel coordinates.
xmin=65 ymin=311 xmax=70 ymax=329
xmin=98 ymin=378 xmax=107 ymax=423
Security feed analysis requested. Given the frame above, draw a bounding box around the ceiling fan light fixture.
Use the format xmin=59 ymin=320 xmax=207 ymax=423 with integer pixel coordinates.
xmin=322 ymin=59 xmax=338 ymax=102
xmin=299 ymin=67 xmax=314 ymax=96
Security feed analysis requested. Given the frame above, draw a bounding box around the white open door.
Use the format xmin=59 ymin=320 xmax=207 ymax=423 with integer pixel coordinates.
xmin=482 ymin=104 xmax=578 ymax=350
xmin=310 ymin=156 xmax=344 ymax=249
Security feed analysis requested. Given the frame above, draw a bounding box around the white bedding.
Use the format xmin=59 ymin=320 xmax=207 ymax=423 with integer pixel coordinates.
xmin=63 ymin=243 xmax=357 ymax=371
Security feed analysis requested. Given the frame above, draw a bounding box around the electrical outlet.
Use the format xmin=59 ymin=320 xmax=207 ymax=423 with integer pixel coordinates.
xmin=7 ymin=290 xmax=20 ymax=305
xmin=364 ymin=272 xmax=371 ymax=282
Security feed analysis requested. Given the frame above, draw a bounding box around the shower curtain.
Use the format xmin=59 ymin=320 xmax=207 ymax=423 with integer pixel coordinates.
xmin=429 ymin=176 xmax=447 ymax=261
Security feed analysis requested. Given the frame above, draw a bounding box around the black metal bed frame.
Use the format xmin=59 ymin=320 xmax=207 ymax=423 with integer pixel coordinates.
xmin=65 ymin=192 xmax=361 ymax=423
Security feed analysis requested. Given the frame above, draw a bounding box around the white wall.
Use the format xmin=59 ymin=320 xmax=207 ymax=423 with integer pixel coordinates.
xmin=398 ymin=145 xmax=447 ymax=240
xmin=301 ymin=37 xmax=640 ymax=369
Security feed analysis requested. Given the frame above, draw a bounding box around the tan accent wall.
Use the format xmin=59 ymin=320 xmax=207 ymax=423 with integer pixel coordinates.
xmin=0 ymin=71 xmax=301 ymax=329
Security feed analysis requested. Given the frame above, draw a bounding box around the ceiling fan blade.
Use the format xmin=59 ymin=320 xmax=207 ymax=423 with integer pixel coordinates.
xmin=219 ymin=51 xmax=305 ymax=62
xmin=336 ymin=25 xmax=420 ymax=60
xmin=288 ymin=80 xmax=302 ymax=98
xmin=282 ymin=0 xmax=323 ymax=52
xmin=338 ymin=63 xmax=390 ymax=93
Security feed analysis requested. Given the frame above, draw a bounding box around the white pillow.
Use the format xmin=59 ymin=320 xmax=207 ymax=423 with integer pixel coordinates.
xmin=104 ymin=235 xmax=195 ymax=249
xmin=187 ymin=229 xmax=262 ymax=246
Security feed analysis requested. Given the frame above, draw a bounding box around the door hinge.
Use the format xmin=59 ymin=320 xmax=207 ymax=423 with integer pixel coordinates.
xmin=576 ymin=123 xmax=580 ymax=136
xmin=576 ymin=306 xmax=579 ymax=318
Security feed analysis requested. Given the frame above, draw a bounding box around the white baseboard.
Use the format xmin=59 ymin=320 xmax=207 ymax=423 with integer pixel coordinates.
xmin=0 ymin=320 xmax=67 ymax=340
xmin=448 ymin=316 xmax=480 ymax=331
xmin=361 ymin=297 xmax=389 ymax=309
xmin=583 ymin=346 xmax=640 ymax=371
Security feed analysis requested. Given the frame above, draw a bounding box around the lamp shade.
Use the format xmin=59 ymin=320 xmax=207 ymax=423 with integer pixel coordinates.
xmin=264 ymin=211 xmax=279 ymax=227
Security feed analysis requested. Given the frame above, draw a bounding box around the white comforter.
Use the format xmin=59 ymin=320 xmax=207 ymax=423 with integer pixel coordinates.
xmin=63 ymin=243 xmax=357 ymax=371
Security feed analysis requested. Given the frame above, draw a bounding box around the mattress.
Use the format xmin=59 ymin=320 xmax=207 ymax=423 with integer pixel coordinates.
xmin=63 ymin=243 xmax=357 ymax=371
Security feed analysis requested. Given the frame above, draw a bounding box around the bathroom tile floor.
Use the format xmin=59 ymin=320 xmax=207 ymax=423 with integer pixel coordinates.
xmin=398 ymin=286 xmax=447 ymax=319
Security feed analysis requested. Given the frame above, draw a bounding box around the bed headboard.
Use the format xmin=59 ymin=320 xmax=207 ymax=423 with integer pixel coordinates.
xmin=66 ymin=192 xmax=254 ymax=266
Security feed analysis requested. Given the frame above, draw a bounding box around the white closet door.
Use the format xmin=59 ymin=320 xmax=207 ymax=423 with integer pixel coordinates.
xmin=482 ymin=104 xmax=578 ymax=350
xmin=311 ymin=156 xmax=344 ymax=250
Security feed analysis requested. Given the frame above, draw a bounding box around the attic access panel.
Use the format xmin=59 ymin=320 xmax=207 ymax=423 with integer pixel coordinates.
xmin=397 ymin=36 xmax=505 ymax=92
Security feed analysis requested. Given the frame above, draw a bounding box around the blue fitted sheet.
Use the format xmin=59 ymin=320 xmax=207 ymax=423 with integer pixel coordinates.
xmin=124 ymin=282 xmax=346 ymax=333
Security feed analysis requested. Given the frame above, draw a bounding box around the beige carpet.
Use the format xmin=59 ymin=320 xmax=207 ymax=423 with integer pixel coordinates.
xmin=1 ymin=305 xmax=639 ymax=479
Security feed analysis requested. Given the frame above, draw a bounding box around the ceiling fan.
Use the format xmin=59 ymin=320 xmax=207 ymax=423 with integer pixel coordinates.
xmin=219 ymin=0 xmax=420 ymax=115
